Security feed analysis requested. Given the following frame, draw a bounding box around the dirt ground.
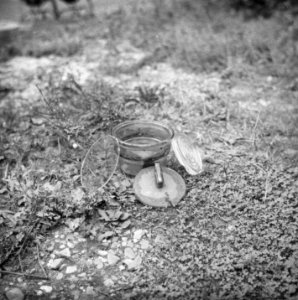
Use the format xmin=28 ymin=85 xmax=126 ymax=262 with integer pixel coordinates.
xmin=0 ymin=1 xmax=298 ymax=299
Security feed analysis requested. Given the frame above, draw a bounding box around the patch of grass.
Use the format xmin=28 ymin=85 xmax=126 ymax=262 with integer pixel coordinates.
xmin=102 ymin=0 xmax=297 ymax=77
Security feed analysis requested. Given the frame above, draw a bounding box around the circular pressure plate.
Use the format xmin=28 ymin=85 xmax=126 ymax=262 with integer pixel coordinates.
xmin=133 ymin=166 xmax=186 ymax=208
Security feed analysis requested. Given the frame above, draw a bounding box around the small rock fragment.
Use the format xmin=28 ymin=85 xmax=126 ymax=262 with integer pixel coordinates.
xmin=104 ymin=278 xmax=114 ymax=287
xmin=107 ymin=252 xmax=120 ymax=265
xmin=124 ymin=247 xmax=135 ymax=259
xmin=110 ymin=242 xmax=118 ymax=249
xmin=133 ymin=229 xmax=145 ymax=243
xmin=47 ymin=258 xmax=64 ymax=270
xmin=72 ymin=290 xmax=80 ymax=300
xmin=86 ymin=286 xmax=96 ymax=295
xmin=140 ymin=240 xmax=150 ymax=250
xmin=57 ymin=248 xmax=71 ymax=258
xmin=124 ymin=255 xmax=142 ymax=270
xmin=56 ymin=272 xmax=63 ymax=280
xmin=98 ymin=250 xmax=108 ymax=256
xmin=40 ymin=286 xmax=53 ymax=293
xmin=67 ymin=242 xmax=74 ymax=248
xmin=66 ymin=265 xmax=77 ymax=274
xmin=5 ymin=287 xmax=25 ymax=300
xmin=122 ymin=237 xmax=128 ymax=246
xmin=94 ymin=258 xmax=104 ymax=269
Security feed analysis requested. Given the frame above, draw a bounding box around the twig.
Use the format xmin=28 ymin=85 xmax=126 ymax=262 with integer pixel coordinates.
xmin=0 ymin=270 xmax=49 ymax=280
xmin=18 ymin=255 xmax=23 ymax=273
xmin=0 ymin=220 xmax=40 ymax=268
xmin=16 ymin=221 xmax=38 ymax=257
xmin=36 ymin=243 xmax=48 ymax=278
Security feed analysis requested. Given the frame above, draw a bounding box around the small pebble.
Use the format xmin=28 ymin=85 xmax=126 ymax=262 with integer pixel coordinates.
xmin=56 ymin=272 xmax=64 ymax=280
xmin=70 ymin=284 xmax=76 ymax=289
xmin=47 ymin=244 xmax=55 ymax=252
xmin=133 ymin=229 xmax=145 ymax=243
xmin=57 ymin=248 xmax=71 ymax=258
xmin=40 ymin=286 xmax=53 ymax=293
xmin=48 ymin=258 xmax=64 ymax=270
xmin=69 ymin=275 xmax=79 ymax=282
xmin=124 ymin=247 xmax=135 ymax=259
xmin=94 ymin=258 xmax=104 ymax=269
xmin=104 ymin=279 xmax=114 ymax=287
xmin=86 ymin=286 xmax=96 ymax=295
xmin=5 ymin=287 xmax=25 ymax=300
xmin=72 ymin=290 xmax=80 ymax=300
xmin=110 ymin=242 xmax=118 ymax=249
xmin=36 ymin=291 xmax=43 ymax=296
xmin=78 ymin=272 xmax=87 ymax=278
xmin=126 ymin=240 xmax=134 ymax=248
xmin=66 ymin=265 xmax=77 ymax=274
xmin=98 ymin=250 xmax=108 ymax=256
xmin=59 ymin=244 xmax=66 ymax=249
xmin=140 ymin=240 xmax=150 ymax=250
xmin=67 ymin=242 xmax=74 ymax=248
xmin=107 ymin=252 xmax=120 ymax=265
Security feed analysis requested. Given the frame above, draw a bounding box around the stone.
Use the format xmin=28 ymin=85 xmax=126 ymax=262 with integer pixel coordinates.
xmin=107 ymin=252 xmax=120 ymax=265
xmin=126 ymin=240 xmax=134 ymax=248
xmin=140 ymin=240 xmax=150 ymax=250
xmin=57 ymin=248 xmax=71 ymax=258
xmin=133 ymin=229 xmax=145 ymax=243
xmin=59 ymin=244 xmax=66 ymax=249
xmin=78 ymin=272 xmax=87 ymax=278
xmin=67 ymin=242 xmax=74 ymax=248
xmin=56 ymin=272 xmax=64 ymax=280
xmin=40 ymin=286 xmax=53 ymax=293
xmin=94 ymin=258 xmax=104 ymax=269
xmin=5 ymin=287 xmax=25 ymax=300
xmin=69 ymin=275 xmax=79 ymax=282
xmin=72 ymin=290 xmax=80 ymax=300
xmin=36 ymin=291 xmax=43 ymax=296
xmin=110 ymin=242 xmax=118 ymax=249
xmin=66 ymin=265 xmax=77 ymax=274
xmin=104 ymin=279 xmax=114 ymax=287
xmin=86 ymin=286 xmax=96 ymax=295
xmin=124 ymin=247 xmax=135 ymax=259
xmin=98 ymin=250 xmax=108 ymax=256
xmin=47 ymin=258 xmax=64 ymax=270
xmin=122 ymin=237 xmax=128 ymax=246
xmin=124 ymin=255 xmax=142 ymax=270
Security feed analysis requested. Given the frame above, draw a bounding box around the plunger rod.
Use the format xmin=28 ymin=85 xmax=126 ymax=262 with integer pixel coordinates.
xmin=154 ymin=162 xmax=164 ymax=188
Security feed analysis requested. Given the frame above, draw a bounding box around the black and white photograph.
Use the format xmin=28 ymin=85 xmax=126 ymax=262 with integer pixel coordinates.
xmin=0 ymin=0 xmax=297 ymax=299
